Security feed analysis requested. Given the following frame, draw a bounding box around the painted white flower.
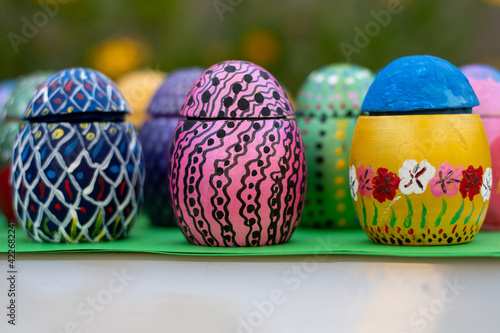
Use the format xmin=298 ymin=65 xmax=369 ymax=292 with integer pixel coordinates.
xmin=355 ymin=69 xmax=371 ymax=80
xmin=314 ymin=73 xmax=325 ymax=83
xmin=327 ymin=75 xmax=339 ymax=85
xmin=481 ymin=167 xmax=492 ymax=202
xmin=349 ymin=165 xmax=358 ymax=202
xmin=398 ymin=159 xmax=436 ymax=195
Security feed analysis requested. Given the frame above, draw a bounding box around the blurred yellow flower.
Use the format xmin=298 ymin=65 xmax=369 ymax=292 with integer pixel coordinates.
xmin=91 ymin=38 xmax=148 ymax=78
xmin=116 ymin=69 xmax=166 ymax=128
xmin=482 ymin=0 xmax=500 ymax=5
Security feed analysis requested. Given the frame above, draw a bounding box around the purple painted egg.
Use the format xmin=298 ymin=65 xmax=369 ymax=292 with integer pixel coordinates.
xmin=0 ymin=80 xmax=16 ymax=114
xmin=169 ymin=60 xmax=306 ymax=247
xmin=140 ymin=67 xmax=205 ymax=226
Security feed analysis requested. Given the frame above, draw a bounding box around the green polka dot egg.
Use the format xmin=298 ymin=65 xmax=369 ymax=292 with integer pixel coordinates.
xmin=0 ymin=72 xmax=51 ymax=169
xmin=0 ymin=72 xmax=51 ymax=224
xmin=296 ymin=63 xmax=374 ymax=228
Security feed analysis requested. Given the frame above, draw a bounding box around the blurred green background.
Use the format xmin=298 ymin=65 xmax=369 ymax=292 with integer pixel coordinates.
xmin=1 ymin=0 xmax=500 ymax=93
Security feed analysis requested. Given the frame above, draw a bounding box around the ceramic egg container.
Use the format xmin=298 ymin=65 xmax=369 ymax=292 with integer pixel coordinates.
xmin=11 ymin=68 xmax=145 ymax=242
xmin=296 ymin=64 xmax=374 ymax=229
xmin=140 ymin=67 xmax=205 ymax=227
xmin=461 ymin=64 xmax=500 ymax=230
xmin=169 ymin=60 xmax=306 ymax=247
xmin=350 ymin=55 xmax=491 ymax=245
xmin=0 ymin=73 xmax=51 ymax=224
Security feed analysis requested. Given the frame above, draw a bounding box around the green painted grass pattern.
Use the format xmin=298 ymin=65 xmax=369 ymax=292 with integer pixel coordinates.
xmin=372 ymin=202 xmax=378 ymax=226
xmin=390 ymin=205 xmax=397 ymax=228
xmin=450 ymin=198 xmax=465 ymax=225
xmin=463 ymin=201 xmax=474 ymax=225
xmin=435 ymin=198 xmax=447 ymax=227
xmin=404 ymin=195 xmax=413 ymax=228
xmin=362 ymin=197 xmax=367 ymax=227
xmin=420 ymin=203 xmax=427 ymax=229
xmin=476 ymin=202 xmax=485 ymax=226
xmin=361 ymin=193 xmax=485 ymax=235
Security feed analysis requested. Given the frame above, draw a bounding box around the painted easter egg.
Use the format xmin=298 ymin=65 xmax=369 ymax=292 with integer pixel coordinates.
xmin=0 ymin=79 xmax=16 ymax=218
xmin=0 ymin=73 xmax=51 ymax=224
xmin=116 ymin=69 xmax=166 ymax=128
xmin=350 ymin=55 xmax=490 ymax=246
xmin=0 ymin=80 xmax=16 ymax=115
xmin=169 ymin=60 xmax=306 ymax=247
xmin=461 ymin=64 xmax=500 ymax=230
xmin=0 ymin=80 xmax=17 ymax=167
xmin=11 ymin=68 xmax=144 ymax=242
xmin=296 ymin=63 xmax=374 ymax=229
xmin=140 ymin=67 xmax=205 ymax=227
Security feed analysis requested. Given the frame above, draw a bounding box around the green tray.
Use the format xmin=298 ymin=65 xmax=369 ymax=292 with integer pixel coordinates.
xmin=1 ymin=214 xmax=500 ymax=257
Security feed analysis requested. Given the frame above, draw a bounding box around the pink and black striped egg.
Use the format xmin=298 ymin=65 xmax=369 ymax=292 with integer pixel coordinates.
xmin=170 ymin=60 xmax=306 ymax=246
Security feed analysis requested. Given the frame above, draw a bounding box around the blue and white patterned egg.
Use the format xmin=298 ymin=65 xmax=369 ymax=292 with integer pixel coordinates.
xmin=11 ymin=68 xmax=145 ymax=242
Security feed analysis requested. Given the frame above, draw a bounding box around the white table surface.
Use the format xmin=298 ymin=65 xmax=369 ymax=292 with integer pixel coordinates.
xmin=1 ymin=253 xmax=499 ymax=333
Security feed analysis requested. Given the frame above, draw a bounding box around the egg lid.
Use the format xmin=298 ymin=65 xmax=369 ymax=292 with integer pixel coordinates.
xmin=362 ymin=55 xmax=478 ymax=114
xmin=1 ymin=72 xmax=51 ymax=122
xmin=181 ymin=61 xmax=294 ymax=119
xmin=460 ymin=64 xmax=500 ymax=117
xmin=148 ymin=67 xmax=205 ymax=116
xmin=24 ymin=68 xmax=131 ymax=122
xmin=297 ymin=63 xmax=374 ymax=117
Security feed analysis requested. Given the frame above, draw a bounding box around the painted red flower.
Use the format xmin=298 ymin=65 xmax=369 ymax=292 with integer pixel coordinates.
xmin=372 ymin=168 xmax=401 ymax=203
xmin=459 ymin=165 xmax=483 ymax=201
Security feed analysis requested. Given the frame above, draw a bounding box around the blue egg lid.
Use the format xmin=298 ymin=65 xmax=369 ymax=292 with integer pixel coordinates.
xmin=24 ymin=68 xmax=131 ymax=121
xmin=362 ymin=55 xmax=479 ymax=113
xmin=148 ymin=67 xmax=205 ymax=116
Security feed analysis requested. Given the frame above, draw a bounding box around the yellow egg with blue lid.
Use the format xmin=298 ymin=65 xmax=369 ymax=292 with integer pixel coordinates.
xmin=349 ymin=55 xmax=491 ymax=245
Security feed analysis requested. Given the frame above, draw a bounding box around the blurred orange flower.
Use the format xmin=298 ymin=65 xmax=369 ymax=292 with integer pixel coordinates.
xmin=90 ymin=37 xmax=149 ymax=78
xmin=241 ymin=29 xmax=281 ymax=66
